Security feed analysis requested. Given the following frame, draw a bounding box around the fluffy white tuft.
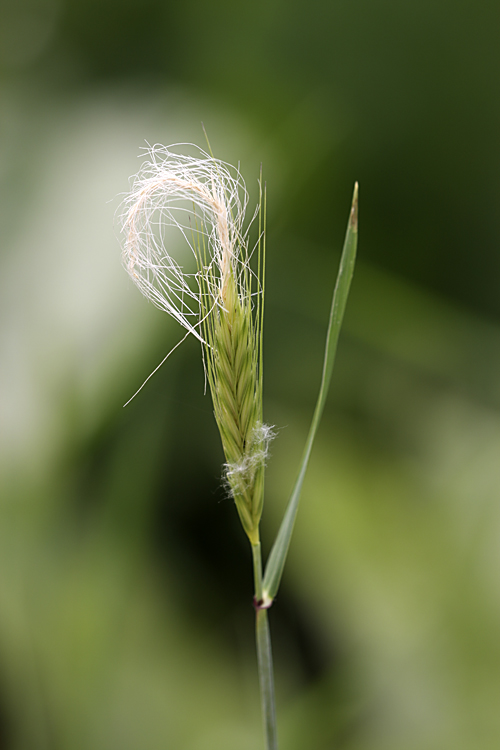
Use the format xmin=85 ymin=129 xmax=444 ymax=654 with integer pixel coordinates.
xmin=120 ymin=143 xmax=250 ymax=341
xmin=224 ymin=421 xmax=276 ymax=494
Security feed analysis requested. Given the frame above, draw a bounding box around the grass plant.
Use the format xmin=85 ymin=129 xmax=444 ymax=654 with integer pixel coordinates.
xmin=120 ymin=142 xmax=358 ymax=749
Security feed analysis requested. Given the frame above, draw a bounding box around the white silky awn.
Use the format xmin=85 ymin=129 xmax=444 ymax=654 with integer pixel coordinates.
xmin=120 ymin=143 xmax=250 ymax=343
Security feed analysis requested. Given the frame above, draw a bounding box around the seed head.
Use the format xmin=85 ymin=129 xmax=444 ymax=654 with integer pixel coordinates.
xmin=120 ymin=143 xmax=272 ymax=544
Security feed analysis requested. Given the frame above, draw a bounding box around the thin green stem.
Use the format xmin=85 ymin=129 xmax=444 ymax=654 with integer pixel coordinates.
xmin=252 ymin=541 xmax=278 ymax=750
xmin=252 ymin=541 xmax=263 ymax=602
xmin=256 ymin=610 xmax=278 ymax=750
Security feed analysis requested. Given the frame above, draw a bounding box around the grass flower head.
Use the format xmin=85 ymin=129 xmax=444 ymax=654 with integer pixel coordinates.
xmin=121 ymin=143 xmax=270 ymax=544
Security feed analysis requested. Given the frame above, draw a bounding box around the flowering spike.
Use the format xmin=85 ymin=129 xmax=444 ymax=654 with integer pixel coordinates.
xmin=120 ymin=144 xmax=272 ymax=543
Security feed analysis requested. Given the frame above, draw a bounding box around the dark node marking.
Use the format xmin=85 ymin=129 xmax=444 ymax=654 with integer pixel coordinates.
xmin=253 ymin=596 xmax=273 ymax=611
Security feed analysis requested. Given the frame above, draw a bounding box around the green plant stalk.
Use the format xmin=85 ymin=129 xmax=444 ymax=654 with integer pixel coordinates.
xmin=121 ymin=142 xmax=357 ymax=750
xmin=252 ymin=541 xmax=278 ymax=750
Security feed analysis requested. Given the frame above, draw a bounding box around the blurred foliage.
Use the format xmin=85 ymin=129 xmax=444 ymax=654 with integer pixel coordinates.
xmin=1 ymin=0 xmax=500 ymax=748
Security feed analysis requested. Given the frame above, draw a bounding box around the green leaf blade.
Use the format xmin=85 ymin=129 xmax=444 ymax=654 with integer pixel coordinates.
xmin=262 ymin=183 xmax=359 ymax=602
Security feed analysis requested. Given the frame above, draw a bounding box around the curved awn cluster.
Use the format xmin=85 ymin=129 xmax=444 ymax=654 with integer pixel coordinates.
xmin=122 ymin=144 xmax=252 ymax=340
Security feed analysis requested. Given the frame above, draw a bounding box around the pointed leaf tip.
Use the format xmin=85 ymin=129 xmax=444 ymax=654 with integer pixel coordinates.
xmin=350 ymin=182 xmax=358 ymax=232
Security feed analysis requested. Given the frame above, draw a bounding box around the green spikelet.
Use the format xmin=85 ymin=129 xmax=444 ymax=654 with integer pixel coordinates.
xmin=194 ymin=178 xmax=267 ymax=545
xmin=204 ymin=271 xmax=264 ymax=545
xmin=217 ymin=284 xmax=261 ymax=538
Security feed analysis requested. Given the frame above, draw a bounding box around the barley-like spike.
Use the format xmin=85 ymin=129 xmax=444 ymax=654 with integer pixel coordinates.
xmin=205 ymin=270 xmax=266 ymax=538
xmin=120 ymin=143 xmax=271 ymax=543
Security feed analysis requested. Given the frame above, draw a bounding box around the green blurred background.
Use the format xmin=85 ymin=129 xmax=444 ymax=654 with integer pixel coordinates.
xmin=1 ymin=0 xmax=500 ymax=748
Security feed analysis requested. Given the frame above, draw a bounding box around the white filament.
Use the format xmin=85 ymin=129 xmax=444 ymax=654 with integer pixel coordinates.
xmin=120 ymin=143 xmax=250 ymax=342
xmin=225 ymin=422 xmax=276 ymax=493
